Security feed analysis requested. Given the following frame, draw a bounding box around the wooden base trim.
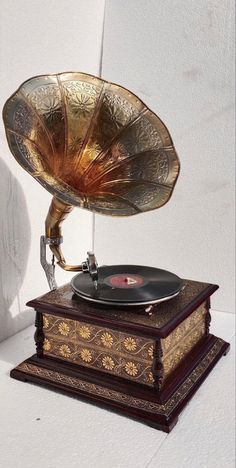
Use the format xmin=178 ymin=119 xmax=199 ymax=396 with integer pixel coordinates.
xmin=10 ymin=336 xmax=229 ymax=432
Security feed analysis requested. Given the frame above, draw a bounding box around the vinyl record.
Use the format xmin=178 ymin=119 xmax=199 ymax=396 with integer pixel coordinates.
xmin=71 ymin=265 xmax=183 ymax=307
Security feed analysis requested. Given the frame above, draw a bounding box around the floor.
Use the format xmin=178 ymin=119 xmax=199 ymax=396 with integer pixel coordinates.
xmin=0 ymin=311 xmax=235 ymax=468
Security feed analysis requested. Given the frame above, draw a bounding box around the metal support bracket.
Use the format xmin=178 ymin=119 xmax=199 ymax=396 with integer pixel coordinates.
xmin=40 ymin=235 xmax=58 ymax=291
xmin=40 ymin=236 xmax=99 ymax=292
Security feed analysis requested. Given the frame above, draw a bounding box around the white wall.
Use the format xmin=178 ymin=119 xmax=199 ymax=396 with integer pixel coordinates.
xmin=0 ymin=0 xmax=105 ymax=342
xmin=95 ymin=0 xmax=235 ymax=313
xmin=0 ymin=0 xmax=234 ymax=344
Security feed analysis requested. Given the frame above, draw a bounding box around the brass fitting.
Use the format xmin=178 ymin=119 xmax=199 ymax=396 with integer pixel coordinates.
xmin=45 ymin=196 xmax=83 ymax=271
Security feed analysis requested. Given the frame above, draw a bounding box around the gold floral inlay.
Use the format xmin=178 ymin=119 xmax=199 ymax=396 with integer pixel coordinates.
xmin=42 ymin=299 xmax=207 ymax=387
xmin=42 ymin=313 xmax=155 ymax=386
xmin=148 ymin=345 xmax=154 ymax=358
xmin=125 ymin=362 xmax=138 ymax=376
xmin=124 ymin=337 xmax=137 ymax=352
xmin=43 ymin=317 xmax=49 ymax=329
xmin=80 ymin=349 xmax=92 ymax=363
xmin=161 ymin=305 xmax=206 ymax=380
xmin=102 ymin=356 xmax=115 ymax=371
xmin=148 ymin=372 xmax=154 ymax=383
xmin=43 ymin=338 xmax=51 ymax=351
xmin=79 ymin=326 xmax=91 ymax=340
xmin=59 ymin=344 xmax=71 ymax=358
xmin=58 ymin=322 xmax=70 ymax=336
xmin=101 ymin=332 xmax=113 ymax=348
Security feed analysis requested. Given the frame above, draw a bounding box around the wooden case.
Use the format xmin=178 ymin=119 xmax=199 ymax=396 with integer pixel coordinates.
xmin=11 ymin=279 xmax=229 ymax=432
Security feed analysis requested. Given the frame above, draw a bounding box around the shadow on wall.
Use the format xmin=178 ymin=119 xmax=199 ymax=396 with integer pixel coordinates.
xmin=0 ymin=157 xmax=31 ymax=343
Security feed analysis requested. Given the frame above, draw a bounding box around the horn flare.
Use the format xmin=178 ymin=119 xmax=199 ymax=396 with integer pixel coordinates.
xmin=3 ymin=72 xmax=180 ymax=216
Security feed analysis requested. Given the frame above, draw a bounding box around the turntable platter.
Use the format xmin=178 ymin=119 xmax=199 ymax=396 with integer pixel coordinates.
xmin=71 ymin=265 xmax=183 ymax=307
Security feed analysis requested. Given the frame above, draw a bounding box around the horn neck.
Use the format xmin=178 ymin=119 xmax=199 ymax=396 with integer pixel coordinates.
xmin=45 ymin=196 xmax=83 ymax=272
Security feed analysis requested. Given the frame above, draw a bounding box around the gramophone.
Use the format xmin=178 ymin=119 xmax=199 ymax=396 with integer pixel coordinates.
xmin=3 ymin=72 xmax=229 ymax=432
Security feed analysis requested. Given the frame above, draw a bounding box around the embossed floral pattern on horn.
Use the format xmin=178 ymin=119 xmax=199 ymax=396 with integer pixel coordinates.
xmin=3 ymin=72 xmax=180 ymax=216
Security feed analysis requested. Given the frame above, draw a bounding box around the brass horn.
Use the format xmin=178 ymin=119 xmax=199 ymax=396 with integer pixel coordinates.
xmin=3 ymin=72 xmax=180 ymax=285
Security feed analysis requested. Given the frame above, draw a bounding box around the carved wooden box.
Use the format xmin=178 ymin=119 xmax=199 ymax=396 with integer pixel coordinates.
xmin=11 ymin=279 xmax=229 ymax=432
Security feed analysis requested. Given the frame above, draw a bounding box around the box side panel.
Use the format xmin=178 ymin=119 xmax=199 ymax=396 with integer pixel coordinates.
xmin=42 ymin=313 xmax=155 ymax=387
xmin=161 ymin=302 xmax=207 ymax=381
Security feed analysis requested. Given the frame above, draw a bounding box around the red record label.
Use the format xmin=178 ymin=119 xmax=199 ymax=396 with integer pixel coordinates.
xmin=105 ymin=273 xmax=145 ymax=289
